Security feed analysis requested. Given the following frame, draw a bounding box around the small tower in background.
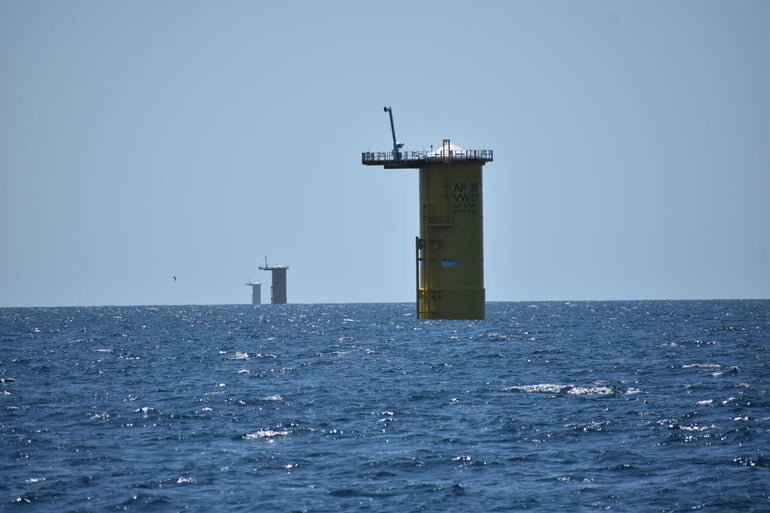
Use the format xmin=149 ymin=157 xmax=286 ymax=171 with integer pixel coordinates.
xmin=259 ymin=258 xmax=289 ymax=304
xmin=362 ymin=108 xmax=493 ymax=320
xmin=245 ymin=281 xmax=261 ymax=305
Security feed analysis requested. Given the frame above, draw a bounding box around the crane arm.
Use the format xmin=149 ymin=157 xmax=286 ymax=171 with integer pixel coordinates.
xmin=383 ymin=106 xmax=403 ymax=160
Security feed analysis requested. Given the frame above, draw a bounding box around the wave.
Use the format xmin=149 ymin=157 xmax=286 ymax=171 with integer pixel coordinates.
xmin=230 ymin=351 xmax=278 ymax=360
xmin=568 ymin=386 xmax=614 ymax=396
xmin=243 ymin=429 xmax=291 ymax=440
xmin=503 ymin=384 xmax=567 ymax=394
xmin=503 ymin=383 xmax=618 ymax=396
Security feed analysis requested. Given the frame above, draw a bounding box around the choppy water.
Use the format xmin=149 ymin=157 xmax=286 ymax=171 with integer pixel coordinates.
xmin=1 ymin=301 xmax=769 ymax=512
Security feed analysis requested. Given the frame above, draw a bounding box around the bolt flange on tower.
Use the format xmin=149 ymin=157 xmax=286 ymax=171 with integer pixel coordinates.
xmin=362 ymin=107 xmax=493 ymax=320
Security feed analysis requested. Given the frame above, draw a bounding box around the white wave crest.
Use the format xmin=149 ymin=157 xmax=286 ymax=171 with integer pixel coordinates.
xmin=243 ymin=429 xmax=291 ymax=440
xmin=503 ymin=384 xmax=567 ymax=393
xmin=679 ymin=424 xmax=719 ymax=432
xmin=568 ymin=386 xmax=613 ymax=396
xmin=504 ymin=383 xmax=615 ymax=395
xmin=682 ymin=363 xmax=721 ymax=369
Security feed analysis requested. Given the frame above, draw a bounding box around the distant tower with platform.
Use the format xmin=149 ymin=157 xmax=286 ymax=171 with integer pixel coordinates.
xmin=245 ymin=281 xmax=261 ymax=305
xmin=259 ymin=258 xmax=289 ymax=304
xmin=362 ymin=107 xmax=493 ymax=320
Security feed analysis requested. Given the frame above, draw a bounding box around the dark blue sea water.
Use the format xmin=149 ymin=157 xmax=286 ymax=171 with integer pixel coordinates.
xmin=1 ymin=301 xmax=769 ymax=512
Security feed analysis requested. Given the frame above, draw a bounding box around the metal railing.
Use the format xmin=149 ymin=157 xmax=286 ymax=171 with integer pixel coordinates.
xmin=362 ymin=149 xmax=493 ymax=165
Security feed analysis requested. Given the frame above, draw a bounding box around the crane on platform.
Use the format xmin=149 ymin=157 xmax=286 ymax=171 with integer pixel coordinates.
xmin=384 ymin=106 xmax=403 ymax=160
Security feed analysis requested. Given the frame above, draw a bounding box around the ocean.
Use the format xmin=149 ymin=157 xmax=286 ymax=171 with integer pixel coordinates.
xmin=1 ymin=300 xmax=768 ymax=512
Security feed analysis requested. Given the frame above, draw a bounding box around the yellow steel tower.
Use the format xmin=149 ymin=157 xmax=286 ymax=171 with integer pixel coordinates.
xmin=362 ymin=108 xmax=493 ymax=319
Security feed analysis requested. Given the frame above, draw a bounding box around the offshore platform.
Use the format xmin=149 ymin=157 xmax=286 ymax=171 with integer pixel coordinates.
xmin=259 ymin=257 xmax=289 ymax=304
xmin=245 ymin=281 xmax=261 ymax=305
xmin=362 ymin=106 xmax=493 ymax=320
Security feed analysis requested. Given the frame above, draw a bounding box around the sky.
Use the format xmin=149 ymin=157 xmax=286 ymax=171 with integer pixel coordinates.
xmin=2 ymin=0 xmax=768 ymax=307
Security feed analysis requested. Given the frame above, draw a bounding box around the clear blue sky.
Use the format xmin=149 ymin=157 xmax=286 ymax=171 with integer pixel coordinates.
xmin=2 ymin=0 xmax=768 ymax=306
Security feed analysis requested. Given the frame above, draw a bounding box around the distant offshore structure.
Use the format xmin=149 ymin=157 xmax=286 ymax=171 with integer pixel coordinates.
xmin=245 ymin=281 xmax=261 ymax=305
xmin=362 ymin=106 xmax=493 ymax=320
xmin=259 ymin=257 xmax=289 ymax=304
